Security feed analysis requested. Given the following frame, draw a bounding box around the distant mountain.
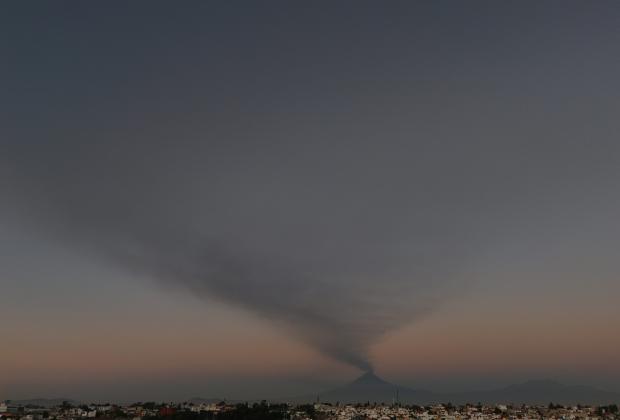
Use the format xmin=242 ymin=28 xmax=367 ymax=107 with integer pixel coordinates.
xmin=446 ymin=380 xmax=620 ymax=405
xmin=316 ymin=372 xmax=437 ymax=404
xmin=9 ymin=378 xmax=620 ymax=407
xmin=187 ymin=397 xmax=229 ymax=404
xmin=295 ymin=374 xmax=620 ymax=405
xmin=4 ymin=399 xmax=79 ymax=408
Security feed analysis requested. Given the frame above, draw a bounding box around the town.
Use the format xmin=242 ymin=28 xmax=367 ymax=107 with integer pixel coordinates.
xmin=1 ymin=400 xmax=618 ymax=420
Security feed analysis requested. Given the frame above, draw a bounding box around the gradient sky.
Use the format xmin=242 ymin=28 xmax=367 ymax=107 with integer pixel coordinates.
xmin=2 ymin=1 xmax=620 ymax=402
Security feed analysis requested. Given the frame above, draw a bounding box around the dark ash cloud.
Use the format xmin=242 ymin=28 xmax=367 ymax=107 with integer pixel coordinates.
xmin=1 ymin=135 xmax=477 ymax=371
xmin=3 ymin=1 xmax=620 ymax=372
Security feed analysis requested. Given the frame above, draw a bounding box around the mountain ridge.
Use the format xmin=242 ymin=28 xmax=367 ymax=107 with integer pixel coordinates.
xmin=305 ymin=375 xmax=620 ymax=405
xmin=7 ymin=378 xmax=620 ymax=406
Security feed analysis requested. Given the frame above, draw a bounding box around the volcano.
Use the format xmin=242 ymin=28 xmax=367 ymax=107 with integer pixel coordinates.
xmin=318 ymin=371 xmax=437 ymax=404
xmin=350 ymin=371 xmax=392 ymax=386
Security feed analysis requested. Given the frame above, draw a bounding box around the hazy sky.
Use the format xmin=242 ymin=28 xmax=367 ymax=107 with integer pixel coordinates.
xmin=2 ymin=1 xmax=620 ymax=401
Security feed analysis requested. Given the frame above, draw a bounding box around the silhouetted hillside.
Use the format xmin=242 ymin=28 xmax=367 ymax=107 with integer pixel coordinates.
xmin=293 ymin=375 xmax=620 ymax=405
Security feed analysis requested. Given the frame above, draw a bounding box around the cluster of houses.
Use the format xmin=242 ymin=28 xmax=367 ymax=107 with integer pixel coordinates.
xmin=309 ymin=402 xmax=619 ymax=420
xmin=1 ymin=400 xmax=618 ymax=420
xmin=0 ymin=400 xmax=237 ymax=420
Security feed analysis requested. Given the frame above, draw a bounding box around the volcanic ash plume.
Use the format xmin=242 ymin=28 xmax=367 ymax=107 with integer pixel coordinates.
xmin=3 ymin=138 xmax=477 ymax=371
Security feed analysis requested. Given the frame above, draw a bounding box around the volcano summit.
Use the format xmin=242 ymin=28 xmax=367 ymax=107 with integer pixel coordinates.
xmin=317 ymin=372 xmax=436 ymax=404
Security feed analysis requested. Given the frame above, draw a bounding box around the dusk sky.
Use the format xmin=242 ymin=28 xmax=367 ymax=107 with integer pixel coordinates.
xmin=2 ymin=1 xmax=620 ymax=402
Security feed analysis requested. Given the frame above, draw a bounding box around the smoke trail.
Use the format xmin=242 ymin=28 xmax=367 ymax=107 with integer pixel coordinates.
xmin=5 ymin=125 xmax=616 ymax=370
xmin=105 ymin=231 xmax=458 ymax=372
xmin=4 ymin=2 xmax=620 ymax=377
xmin=1 ymin=137 xmax=472 ymax=371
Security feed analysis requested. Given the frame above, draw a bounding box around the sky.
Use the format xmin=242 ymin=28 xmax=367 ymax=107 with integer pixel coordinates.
xmin=1 ymin=1 xmax=620 ymax=402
